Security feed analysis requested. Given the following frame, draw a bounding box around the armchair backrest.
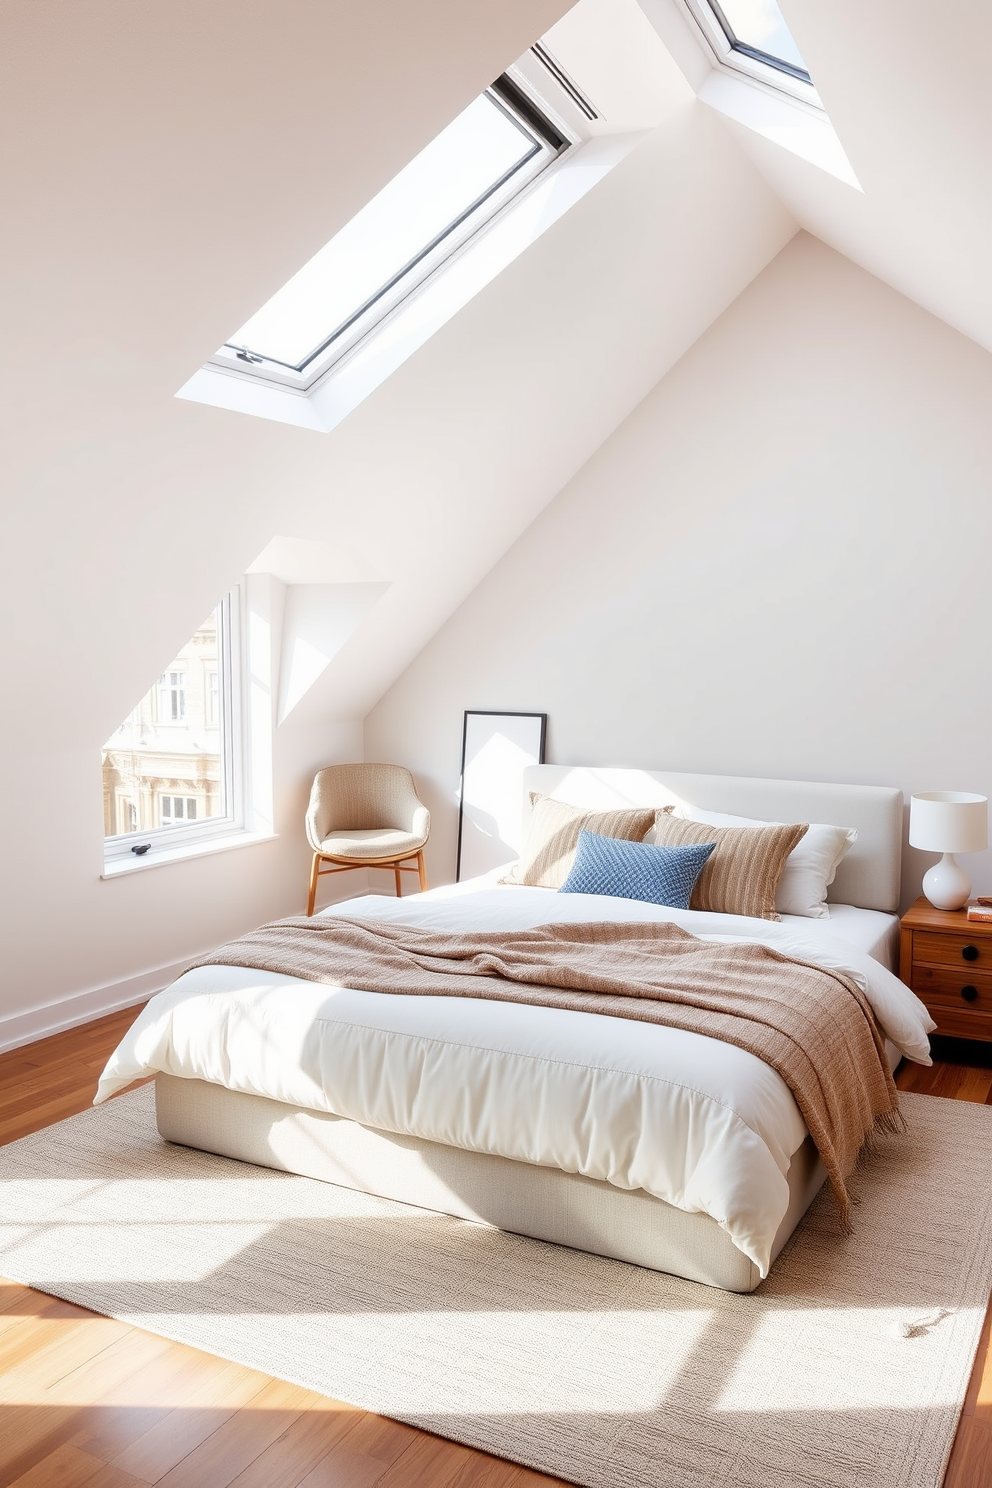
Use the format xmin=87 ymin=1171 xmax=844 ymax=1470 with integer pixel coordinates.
xmin=306 ymin=764 xmax=425 ymax=850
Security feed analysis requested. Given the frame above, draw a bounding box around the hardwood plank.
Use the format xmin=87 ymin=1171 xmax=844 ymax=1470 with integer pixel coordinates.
xmin=895 ymin=1061 xmax=934 ymax=1094
xmin=503 ymin=1468 xmax=573 ymax=1487
xmin=6 ymin=1443 xmax=106 ymax=1488
xmin=0 ymin=1314 xmax=130 ymax=1396
xmin=0 ymin=1007 xmax=142 ymax=1065
xmin=0 ymin=1030 xmax=139 ymax=1084
xmin=0 ymin=1289 xmax=91 ymax=1333
xmin=292 ymin=1412 xmax=417 ymax=1488
xmin=7 ymin=1443 xmax=146 ymax=1488
xmin=0 ymin=1309 xmax=86 ymax=1367
xmin=222 ymin=1402 xmax=364 ymax=1488
xmin=0 ymin=1080 xmax=153 ymax=1147
xmin=1 ymin=1096 xmax=109 ymax=1147
xmin=0 ymin=1070 xmax=102 ymax=1119
xmin=896 ymin=1056 xmax=992 ymax=1103
xmin=0 ymin=1056 xmax=45 ymax=1080
xmin=0 ymin=1405 xmax=94 ymax=1488
xmin=969 ymin=1305 xmax=992 ymax=1427
xmin=942 ymin=1065 xmax=989 ymax=1102
xmin=445 ymin=1458 xmax=566 ymax=1488
xmin=0 ymin=1016 xmax=142 ymax=1097
xmin=0 ymin=1303 xmax=130 ymax=1484
xmin=944 ymin=1417 xmax=992 ymax=1488
xmin=0 ymin=1078 xmax=106 ymax=1117
xmin=962 ymin=1298 xmax=992 ymax=1420
xmin=0 ymin=1283 xmax=37 ymax=1318
xmin=43 ymin=1327 xmax=175 ymax=1408
xmin=374 ymin=1433 xmax=496 ymax=1488
xmin=111 ymin=1360 xmax=286 ymax=1483
xmin=154 ymin=1377 xmax=331 ymax=1488
xmin=67 ymin=1338 xmax=265 ymax=1460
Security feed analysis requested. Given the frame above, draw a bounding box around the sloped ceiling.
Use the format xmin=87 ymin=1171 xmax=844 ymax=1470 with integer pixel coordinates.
xmin=0 ymin=0 xmax=571 ymax=748
xmin=0 ymin=0 xmax=796 ymax=758
xmin=654 ymin=0 xmax=992 ymax=355
xmin=3 ymin=0 xmax=985 ymax=764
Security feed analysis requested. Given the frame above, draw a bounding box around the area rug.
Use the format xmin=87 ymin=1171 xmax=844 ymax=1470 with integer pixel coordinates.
xmin=1 ymin=1088 xmax=991 ymax=1488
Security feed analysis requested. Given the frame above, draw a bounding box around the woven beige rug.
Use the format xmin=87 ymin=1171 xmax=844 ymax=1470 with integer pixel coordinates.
xmin=1 ymin=1087 xmax=991 ymax=1488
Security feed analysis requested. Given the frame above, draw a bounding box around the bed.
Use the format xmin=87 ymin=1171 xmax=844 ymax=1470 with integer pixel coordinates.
xmin=96 ymin=766 xmax=935 ymax=1293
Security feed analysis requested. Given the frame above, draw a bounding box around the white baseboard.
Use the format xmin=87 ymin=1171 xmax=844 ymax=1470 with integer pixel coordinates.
xmin=0 ymin=886 xmax=382 ymax=1055
xmin=0 ymin=956 xmax=200 ymax=1054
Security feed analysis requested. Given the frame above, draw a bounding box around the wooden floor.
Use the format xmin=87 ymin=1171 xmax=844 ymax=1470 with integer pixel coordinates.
xmin=1 ymin=1016 xmax=990 ymax=1488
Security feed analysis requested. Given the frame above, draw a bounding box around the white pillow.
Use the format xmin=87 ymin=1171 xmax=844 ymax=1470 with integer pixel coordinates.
xmin=662 ymin=806 xmax=857 ymax=919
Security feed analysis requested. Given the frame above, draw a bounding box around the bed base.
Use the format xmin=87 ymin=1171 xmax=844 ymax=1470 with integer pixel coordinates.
xmin=155 ymin=1073 xmax=828 ymax=1293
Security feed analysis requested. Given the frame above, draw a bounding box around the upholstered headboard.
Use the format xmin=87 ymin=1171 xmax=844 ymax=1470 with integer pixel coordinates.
xmin=522 ymin=766 xmax=903 ymax=913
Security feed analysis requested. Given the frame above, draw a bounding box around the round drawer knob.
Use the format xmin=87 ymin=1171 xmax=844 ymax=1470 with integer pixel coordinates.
xmin=962 ymin=944 xmax=980 ymax=962
xmin=962 ymin=985 xmax=979 ymax=1002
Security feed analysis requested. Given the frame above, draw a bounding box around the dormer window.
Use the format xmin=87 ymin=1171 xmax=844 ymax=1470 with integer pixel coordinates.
xmin=211 ymin=76 xmax=568 ymax=394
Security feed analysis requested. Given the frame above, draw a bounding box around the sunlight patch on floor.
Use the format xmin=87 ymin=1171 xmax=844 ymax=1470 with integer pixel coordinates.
xmin=52 ymin=1308 xmax=715 ymax=1416
xmin=715 ymin=1306 xmax=985 ymax=1411
xmin=0 ymin=1220 xmax=274 ymax=1282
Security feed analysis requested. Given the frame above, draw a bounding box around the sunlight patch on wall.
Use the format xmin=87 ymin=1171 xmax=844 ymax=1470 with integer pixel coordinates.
xmin=277 ymin=582 xmax=390 ymax=723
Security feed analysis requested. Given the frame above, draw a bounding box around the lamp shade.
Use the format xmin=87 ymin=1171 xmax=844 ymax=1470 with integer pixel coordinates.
xmin=909 ymin=792 xmax=988 ymax=854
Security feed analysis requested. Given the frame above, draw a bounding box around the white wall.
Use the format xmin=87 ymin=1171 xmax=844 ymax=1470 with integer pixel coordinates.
xmin=0 ymin=0 xmax=574 ymax=1048
xmin=366 ymin=233 xmax=992 ymax=909
xmin=0 ymin=2 xmax=797 ymax=1046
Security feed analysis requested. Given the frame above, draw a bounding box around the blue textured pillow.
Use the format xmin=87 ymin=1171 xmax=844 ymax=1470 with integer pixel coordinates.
xmin=559 ymin=829 xmax=716 ymax=910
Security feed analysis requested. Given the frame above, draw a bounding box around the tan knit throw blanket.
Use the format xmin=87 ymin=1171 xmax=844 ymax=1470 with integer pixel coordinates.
xmin=191 ymin=917 xmax=903 ymax=1226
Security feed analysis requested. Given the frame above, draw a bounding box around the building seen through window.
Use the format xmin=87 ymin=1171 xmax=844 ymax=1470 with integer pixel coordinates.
xmin=102 ymin=605 xmax=228 ymax=838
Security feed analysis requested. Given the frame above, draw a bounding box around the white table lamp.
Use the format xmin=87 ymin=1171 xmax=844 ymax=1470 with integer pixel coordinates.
xmin=909 ymin=792 xmax=988 ymax=910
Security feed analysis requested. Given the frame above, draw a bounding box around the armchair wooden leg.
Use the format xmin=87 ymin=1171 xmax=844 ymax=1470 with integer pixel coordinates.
xmin=394 ymin=863 xmax=403 ymax=897
xmin=307 ymin=853 xmax=321 ymax=917
xmin=416 ymin=849 xmax=428 ymax=892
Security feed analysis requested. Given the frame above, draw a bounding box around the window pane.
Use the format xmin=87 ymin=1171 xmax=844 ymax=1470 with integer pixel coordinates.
xmin=103 ymin=605 xmax=227 ymax=837
xmin=715 ymin=0 xmax=808 ymax=73
xmin=227 ymin=93 xmax=542 ymax=370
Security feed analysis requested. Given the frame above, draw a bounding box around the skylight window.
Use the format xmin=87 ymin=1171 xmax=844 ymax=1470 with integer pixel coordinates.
xmin=215 ymin=78 xmax=567 ymax=391
xmin=708 ymin=0 xmax=810 ymax=81
xmin=682 ymin=0 xmax=817 ymax=100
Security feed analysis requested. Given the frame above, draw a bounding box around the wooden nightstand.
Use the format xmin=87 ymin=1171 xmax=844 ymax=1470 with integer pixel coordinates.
xmin=900 ymin=897 xmax=992 ymax=1042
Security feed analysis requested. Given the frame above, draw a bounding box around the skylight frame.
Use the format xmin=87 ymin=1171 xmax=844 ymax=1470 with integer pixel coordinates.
xmin=681 ymin=0 xmax=821 ymax=107
xmin=210 ymin=76 xmax=573 ymax=396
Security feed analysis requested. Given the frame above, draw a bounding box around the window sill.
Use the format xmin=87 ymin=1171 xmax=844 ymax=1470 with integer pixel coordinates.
xmin=697 ymin=71 xmax=861 ymax=189
xmin=101 ymin=829 xmax=277 ymax=879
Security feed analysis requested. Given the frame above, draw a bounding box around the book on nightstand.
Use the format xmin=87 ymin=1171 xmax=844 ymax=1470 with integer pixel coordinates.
xmin=966 ymin=900 xmax=992 ymax=922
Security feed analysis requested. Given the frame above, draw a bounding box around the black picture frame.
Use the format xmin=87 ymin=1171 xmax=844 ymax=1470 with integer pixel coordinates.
xmin=456 ymin=710 xmax=547 ymax=882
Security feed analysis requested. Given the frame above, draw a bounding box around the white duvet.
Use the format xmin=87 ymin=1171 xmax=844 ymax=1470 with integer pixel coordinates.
xmin=97 ymin=878 xmax=935 ymax=1276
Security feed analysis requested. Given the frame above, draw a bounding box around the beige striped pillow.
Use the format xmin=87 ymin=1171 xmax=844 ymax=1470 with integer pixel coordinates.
xmin=501 ymin=794 xmax=656 ymax=889
xmin=651 ymin=809 xmax=808 ymax=921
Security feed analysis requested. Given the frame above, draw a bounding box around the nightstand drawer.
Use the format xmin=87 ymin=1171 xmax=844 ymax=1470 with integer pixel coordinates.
xmin=912 ymin=930 xmax=992 ymax=970
xmin=910 ymin=964 xmax=992 ymax=1012
xmin=924 ymin=1003 xmax=992 ymax=1041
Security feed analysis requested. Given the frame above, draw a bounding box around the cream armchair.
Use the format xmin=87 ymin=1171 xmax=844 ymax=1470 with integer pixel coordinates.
xmin=305 ymin=763 xmax=430 ymax=914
